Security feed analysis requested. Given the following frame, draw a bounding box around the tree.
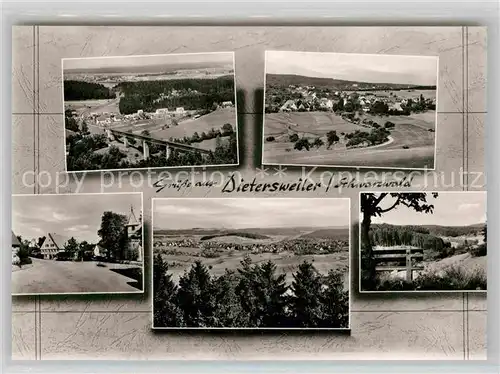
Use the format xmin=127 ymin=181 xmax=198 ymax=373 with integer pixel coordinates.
xmin=294 ymin=137 xmax=310 ymax=151
xmin=37 ymin=236 xmax=46 ymax=248
xmin=177 ymin=261 xmax=216 ymax=327
xmin=97 ymin=211 xmax=128 ymax=261
xmin=326 ymin=131 xmax=339 ymax=149
xmin=289 ymin=262 xmax=323 ymax=327
xmin=237 ymin=259 xmax=288 ymax=327
xmin=360 ymin=193 xmax=438 ymax=288
xmin=141 ymin=130 xmax=151 ymax=137
xmin=64 ymin=237 xmax=79 ymax=258
xmin=153 ymin=254 xmax=183 ymax=327
xmin=319 ymin=270 xmax=349 ymax=328
xmin=221 ymin=123 xmax=234 ymax=136
xmin=312 ymin=137 xmax=324 ymax=149
xmin=289 ymin=133 xmax=299 ymax=143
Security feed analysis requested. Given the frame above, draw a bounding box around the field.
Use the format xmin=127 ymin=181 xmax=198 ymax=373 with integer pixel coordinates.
xmin=64 ymin=97 xmax=120 ymax=116
xmin=154 ymin=227 xmax=350 ymax=288
xmin=149 ymin=107 xmax=236 ymax=140
xmin=263 ymin=110 xmax=436 ymax=169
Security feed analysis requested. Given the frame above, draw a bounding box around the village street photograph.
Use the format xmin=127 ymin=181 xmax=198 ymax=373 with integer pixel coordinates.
xmin=63 ymin=52 xmax=238 ymax=172
xmin=263 ymin=51 xmax=438 ymax=169
xmin=12 ymin=193 xmax=144 ymax=295
xmin=152 ymin=198 xmax=350 ymax=329
xmin=360 ymin=192 xmax=487 ymax=292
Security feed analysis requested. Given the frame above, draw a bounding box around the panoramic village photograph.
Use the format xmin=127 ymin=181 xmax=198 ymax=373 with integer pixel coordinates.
xmin=152 ymin=198 xmax=350 ymax=329
xmin=63 ymin=52 xmax=238 ymax=172
xmin=360 ymin=192 xmax=487 ymax=292
xmin=263 ymin=51 xmax=438 ymax=169
xmin=11 ymin=193 xmax=144 ymax=295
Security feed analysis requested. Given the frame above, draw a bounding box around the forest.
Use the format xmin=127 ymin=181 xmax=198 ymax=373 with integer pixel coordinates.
xmin=117 ymin=75 xmax=235 ymax=114
xmin=64 ymin=80 xmax=115 ymax=101
xmin=369 ymin=223 xmax=448 ymax=252
xmin=153 ymin=254 xmax=349 ymax=328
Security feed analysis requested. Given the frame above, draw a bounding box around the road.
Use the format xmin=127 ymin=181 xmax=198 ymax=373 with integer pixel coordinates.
xmin=12 ymin=258 xmax=141 ymax=295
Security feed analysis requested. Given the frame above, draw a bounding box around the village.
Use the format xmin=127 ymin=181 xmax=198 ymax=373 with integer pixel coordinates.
xmin=266 ymin=83 xmax=436 ymax=116
xmin=12 ymin=206 xmax=143 ymax=266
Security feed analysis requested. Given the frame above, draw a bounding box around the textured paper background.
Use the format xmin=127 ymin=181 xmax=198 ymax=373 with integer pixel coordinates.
xmin=11 ymin=26 xmax=486 ymax=360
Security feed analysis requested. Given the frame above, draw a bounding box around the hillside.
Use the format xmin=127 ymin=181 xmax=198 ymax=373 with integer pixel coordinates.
xmin=371 ymin=223 xmax=485 ymax=238
xmin=266 ymin=73 xmax=436 ymax=91
xmin=155 ymin=226 xmax=349 ymax=240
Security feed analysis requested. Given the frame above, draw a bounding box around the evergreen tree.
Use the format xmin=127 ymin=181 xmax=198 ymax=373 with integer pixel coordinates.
xmin=319 ymin=270 xmax=349 ymax=328
xmin=177 ymin=261 xmax=216 ymax=327
xmin=289 ymin=262 xmax=323 ymax=327
xmin=153 ymin=254 xmax=183 ymax=327
xmin=212 ymin=270 xmax=248 ymax=327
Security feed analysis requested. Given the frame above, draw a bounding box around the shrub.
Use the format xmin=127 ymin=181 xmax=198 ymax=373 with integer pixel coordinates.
xmin=289 ymin=133 xmax=299 ymax=142
xmin=266 ymin=136 xmax=275 ymax=142
xmin=294 ymin=137 xmax=310 ymax=151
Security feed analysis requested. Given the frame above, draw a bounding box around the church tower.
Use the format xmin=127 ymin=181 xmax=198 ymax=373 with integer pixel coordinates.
xmin=125 ymin=205 xmax=142 ymax=262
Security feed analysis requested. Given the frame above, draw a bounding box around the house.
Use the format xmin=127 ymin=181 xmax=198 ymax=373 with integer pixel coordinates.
xmin=175 ymin=107 xmax=185 ymax=115
xmin=155 ymin=108 xmax=169 ymax=114
xmin=390 ymin=102 xmax=404 ymax=112
xmin=221 ymin=101 xmax=233 ymax=108
xmin=12 ymin=231 xmax=21 ymax=264
xmin=280 ymin=100 xmax=298 ymax=112
xmin=39 ymin=233 xmax=69 ymax=260
xmin=93 ymin=244 xmax=108 ymax=259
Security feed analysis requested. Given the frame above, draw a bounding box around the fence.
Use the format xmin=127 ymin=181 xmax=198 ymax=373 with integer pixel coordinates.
xmin=373 ymin=247 xmax=424 ymax=282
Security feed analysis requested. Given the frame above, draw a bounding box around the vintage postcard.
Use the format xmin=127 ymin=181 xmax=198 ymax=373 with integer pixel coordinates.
xmin=63 ymin=52 xmax=238 ymax=172
xmin=263 ymin=51 xmax=438 ymax=170
xmin=11 ymin=192 xmax=144 ymax=295
xmin=152 ymin=198 xmax=350 ymax=329
xmin=359 ymin=191 xmax=487 ymax=292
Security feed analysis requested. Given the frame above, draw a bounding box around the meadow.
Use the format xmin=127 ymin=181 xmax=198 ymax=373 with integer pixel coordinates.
xmin=153 ymin=227 xmax=350 ymax=288
xmin=263 ymin=110 xmax=436 ymax=169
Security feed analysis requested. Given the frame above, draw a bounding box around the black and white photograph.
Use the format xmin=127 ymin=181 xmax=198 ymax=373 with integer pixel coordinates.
xmin=360 ymin=192 xmax=487 ymax=292
xmin=152 ymin=198 xmax=350 ymax=329
xmin=263 ymin=51 xmax=438 ymax=170
xmin=63 ymin=52 xmax=238 ymax=172
xmin=12 ymin=193 xmax=144 ymax=295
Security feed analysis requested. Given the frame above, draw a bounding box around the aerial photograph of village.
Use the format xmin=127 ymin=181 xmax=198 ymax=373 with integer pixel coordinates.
xmin=263 ymin=51 xmax=438 ymax=169
xmin=152 ymin=198 xmax=350 ymax=329
xmin=63 ymin=52 xmax=238 ymax=172
xmin=11 ymin=193 xmax=144 ymax=295
xmin=360 ymin=192 xmax=486 ymax=292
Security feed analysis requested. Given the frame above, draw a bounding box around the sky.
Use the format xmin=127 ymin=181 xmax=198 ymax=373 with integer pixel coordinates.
xmin=63 ymin=52 xmax=234 ymax=73
xmin=368 ymin=192 xmax=486 ymax=226
xmin=12 ymin=193 xmax=142 ymax=243
xmin=153 ymin=199 xmax=350 ymax=230
xmin=266 ymin=51 xmax=439 ymax=86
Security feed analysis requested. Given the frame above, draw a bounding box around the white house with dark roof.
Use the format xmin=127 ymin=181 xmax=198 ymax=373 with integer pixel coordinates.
xmin=39 ymin=233 xmax=70 ymax=259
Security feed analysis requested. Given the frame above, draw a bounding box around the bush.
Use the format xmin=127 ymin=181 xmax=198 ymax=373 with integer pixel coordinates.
xmin=289 ymin=133 xmax=299 ymax=142
xmin=294 ymin=137 xmax=310 ymax=151
xmin=266 ymin=136 xmax=275 ymax=142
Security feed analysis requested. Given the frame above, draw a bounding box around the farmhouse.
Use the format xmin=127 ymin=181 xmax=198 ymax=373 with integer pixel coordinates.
xmin=39 ymin=233 xmax=70 ymax=260
xmin=12 ymin=231 xmax=21 ymax=264
xmin=221 ymin=101 xmax=233 ymax=108
xmin=93 ymin=244 xmax=108 ymax=259
xmin=156 ymin=108 xmax=169 ymax=114
xmin=175 ymin=107 xmax=185 ymax=115
xmin=280 ymin=100 xmax=298 ymax=112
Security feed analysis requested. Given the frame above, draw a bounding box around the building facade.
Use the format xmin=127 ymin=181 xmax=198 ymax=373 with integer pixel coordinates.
xmin=39 ymin=233 xmax=69 ymax=259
